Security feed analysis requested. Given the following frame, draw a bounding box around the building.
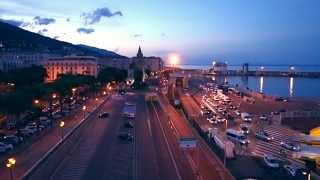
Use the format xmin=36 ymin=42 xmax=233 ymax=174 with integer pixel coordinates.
xmin=211 ymin=61 xmax=228 ymax=75
xmin=98 ymin=57 xmax=131 ymax=71
xmin=131 ymin=46 xmax=164 ymax=72
xmin=43 ymin=56 xmax=98 ymax=82
xmin=0 ymin=52 xmax=55 ymax=72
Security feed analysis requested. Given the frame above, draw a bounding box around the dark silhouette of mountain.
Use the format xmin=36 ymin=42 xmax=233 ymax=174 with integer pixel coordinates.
xmin=0 ymin=21 xmax=126 ymax=58
xmin=77 ymin=44 xmax=124 ymax=58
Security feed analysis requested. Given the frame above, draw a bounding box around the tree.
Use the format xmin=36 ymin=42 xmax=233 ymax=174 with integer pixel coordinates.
xmin=6 ymin=66 xmax=47 ymax=86
xmin=134 ymin=68 xmax=143 ymax=83
xmin=115 ymin=69 xmax=128 ymax=82
xmin=97 ymin=67 xmax=128 ymax=84
xmin=1 ymin=91 xmax=33 ymax=118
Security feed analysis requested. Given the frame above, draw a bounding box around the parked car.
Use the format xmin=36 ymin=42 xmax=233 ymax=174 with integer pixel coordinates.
xmin=99 ymin=112 xmax=109 ymax=118
xmin=259 ymin=114 xmax=268 ymax=121
xmin=283 ymin=165 xmax=309 ymax=177
xmin=280 ymin=141 xmax=301 ymax=151
xmin=255 ymin=131 xmax=273 ymax=141
xmin=263 ymin=154 xmax=283 ymax=168
xmin=240 ymin=125 xmax=250 ymax=135
xmin=234 ymin=110 xmax=241 ymax=116
xmin=0 ymin=142 xmax=13 ymax=153
xmin=2 ymin=135 xmax=22 ymax=146
xmin=118 ymin=132 xmax=133 ymax=141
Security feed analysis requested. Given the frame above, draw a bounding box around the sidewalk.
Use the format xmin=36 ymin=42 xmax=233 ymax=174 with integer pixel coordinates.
xmin=0 ymin=95 xmax=108 ymax=180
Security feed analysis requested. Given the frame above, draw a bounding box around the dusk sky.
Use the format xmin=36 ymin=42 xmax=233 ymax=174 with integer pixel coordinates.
xmin=1 ymin=0 xmax=320 ymax=65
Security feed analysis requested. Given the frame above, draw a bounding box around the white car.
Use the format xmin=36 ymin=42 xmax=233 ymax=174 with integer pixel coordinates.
xmin=283 ymin=165 xmax=308 ymax=177
xmin=280 ymin=141 xmax=301 ymax=151
xmin=259 ymin=114 xmax=268 ymax=121
xmin=255 ymin=131 xmax=273 ymax=141
xmin=263 ymin=154 xmax=283 ymax=168
xmin=234 ymin=110 xmax=241 ymax=116
xmin=216 ymin=116 xmax=224 ymax=123
xmin=0 ymin=142 xmax=13 ymax=153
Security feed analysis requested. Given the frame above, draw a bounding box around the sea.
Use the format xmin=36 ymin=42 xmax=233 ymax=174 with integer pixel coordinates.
xmin=178 ymin=64 xmax=320 ymax=98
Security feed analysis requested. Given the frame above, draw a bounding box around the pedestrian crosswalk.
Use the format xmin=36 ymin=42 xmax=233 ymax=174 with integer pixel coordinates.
xmin=252 ymin=125 xmax=305 ymax=166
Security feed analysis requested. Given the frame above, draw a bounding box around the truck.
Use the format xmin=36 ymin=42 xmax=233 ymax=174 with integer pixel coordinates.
xmin=241 ymin=112 xmax=253 ymax=122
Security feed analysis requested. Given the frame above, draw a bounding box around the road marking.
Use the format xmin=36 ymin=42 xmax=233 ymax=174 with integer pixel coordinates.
xmin=151 ymin=102 xmax=182 ymax=180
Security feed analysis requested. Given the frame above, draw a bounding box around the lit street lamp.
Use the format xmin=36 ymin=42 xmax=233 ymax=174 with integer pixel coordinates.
xmin=82 ymin=105 xmax=87 ymax=119
xmin=224 ymin=119 xmax=228 ymax=166
xmin=59 ymin=121 xmax=65 ymax=140
xmin=6 ymin=158 xmax=16 ymax=180
xmin=34 ymin=99 xmax=39 ymax=105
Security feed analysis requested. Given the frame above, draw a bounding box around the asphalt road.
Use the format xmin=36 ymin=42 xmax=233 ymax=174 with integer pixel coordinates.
xmin=51 ymin=91 xmax=195 ymax=180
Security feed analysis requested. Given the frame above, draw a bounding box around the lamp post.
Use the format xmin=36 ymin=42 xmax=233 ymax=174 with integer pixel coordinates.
xmin=224 ymin=119 xmax=228 ymax=166
xmin=82 ymin=105 xmax=87 ymax=119
xmin=59 ymin=121 xmax=65 ymax=140
xmin=6 ymin=158 xmax=16 ymax=180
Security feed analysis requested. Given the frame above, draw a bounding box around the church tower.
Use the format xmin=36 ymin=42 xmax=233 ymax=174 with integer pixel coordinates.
xmin=137 ymin=46 xmax=144 ymax=58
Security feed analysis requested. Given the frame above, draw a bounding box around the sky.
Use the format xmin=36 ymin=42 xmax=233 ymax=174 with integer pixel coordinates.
xmin=1 ymin=0 xmax=320 ymax=65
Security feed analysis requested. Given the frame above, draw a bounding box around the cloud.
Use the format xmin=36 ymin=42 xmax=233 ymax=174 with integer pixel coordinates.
xmin=77 ymin=27 xmax=95 ymax=34
xmin=132 ymin=34 xmax=142 ymax=38
xmin=0 ymin=18 xmax=25 ymax=27
xmin=81 ymin=7 xmax=123 ymax=25
xmin=66 ymin=18 xmax=70 ymax=22
xmin=33 ymin=16 xmax=55 ymax=25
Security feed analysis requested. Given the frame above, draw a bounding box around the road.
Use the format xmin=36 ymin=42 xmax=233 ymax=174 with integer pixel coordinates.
xmin=0 ymin=95 xmax=107 ymax=180
xmin=51 ymin=92 xmax=191 ymax=180
xmin=52 ymin=94 xmax=129 ymax=180
xmin=147 ymin=101 xmax=195 ymax=180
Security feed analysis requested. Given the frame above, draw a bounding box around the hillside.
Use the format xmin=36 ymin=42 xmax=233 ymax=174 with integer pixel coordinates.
xmin=0 ymin=21 xmax=126 ymax=58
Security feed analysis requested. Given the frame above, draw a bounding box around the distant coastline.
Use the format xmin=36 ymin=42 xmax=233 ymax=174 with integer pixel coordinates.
xmin=174 ymin=64 xmax=320 ymax=72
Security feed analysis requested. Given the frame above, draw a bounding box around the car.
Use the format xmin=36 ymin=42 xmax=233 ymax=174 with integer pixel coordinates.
xmin=234 ymin=110 xmax=241 ymax=116
xmin=218 ymin=108 xmax=224 ymax=112
xmin=124 ymin=121 xmax=134 ymax=128
xmin=0 ymin=142 xmax=13 ymax=153
xmin=255 ymin=131 xmax=273 ymax=141
xmin=18 ymin=129 xmax=34 ymax=137
xmin=259 ymin=114 xmax=268 ymax=121
xmin=208 ymin=118 xmax=218 ymax=124
xmin=263 ymin=154 xmax=283 ymax=168
xmin=280 ymin=141 xmax=301 ymax=151
xmin=99 ymin=112 xmax=109 ymax=118
xmin=2 ymin=135 xmax=22 ymax=146
xmin=240 ymin=125 xmax=250 ymax=135
xmin=118 ymin=132 xmax=133 ymax=141
xmin=216 ymin=116 xmax=224 ymax=123
xmin=283 ymin=165 xmax=309 ymax=177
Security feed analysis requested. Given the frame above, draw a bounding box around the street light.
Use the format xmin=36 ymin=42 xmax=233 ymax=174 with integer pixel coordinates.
xmin=52 ymin=93 xmax=57 ymax=99
xmin=59 ymin=121 xmax=65 ymax=140
xmin=224 ymin=119 xmax=228 ymax=166
xmin=72 ymin=88 xmax=77 ymax=93
xmin=103 ymin=91 xmax=106 ymax=95
xmin=6 ymin=158 xmax=16 ymax=180
xmin=82 ymin=105 xmax=87 ymax=119
xmin=95 ymin=97 xmax=99 ymax=101
xmin=34 ymin=99 xmax=39 ymax=105
xmin=59 ymin=121 xmax=65 ymax=139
